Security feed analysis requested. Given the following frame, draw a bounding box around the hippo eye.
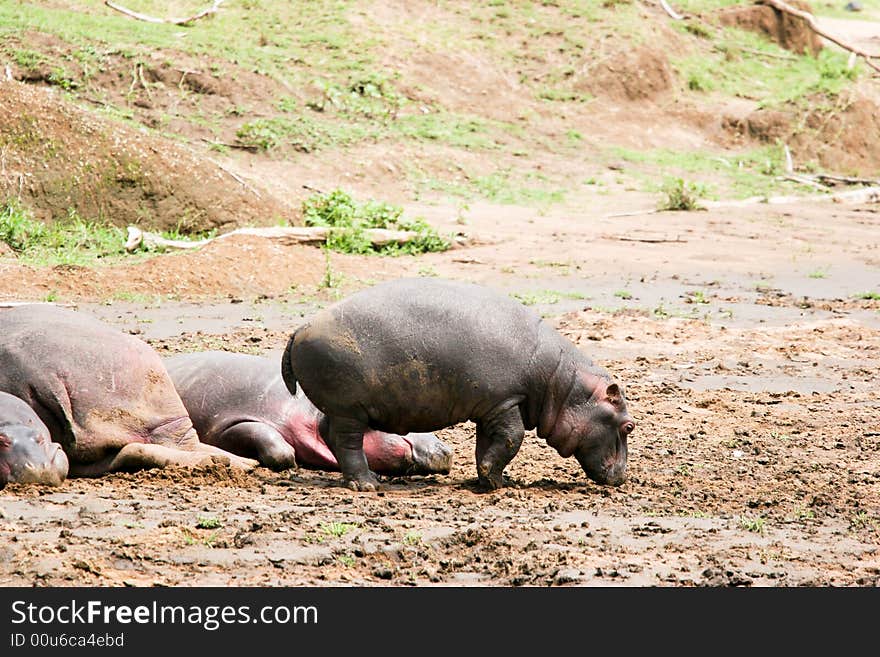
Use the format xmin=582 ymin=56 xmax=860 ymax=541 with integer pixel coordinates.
xmin=621 ymin=422 xmax=635 ymax=436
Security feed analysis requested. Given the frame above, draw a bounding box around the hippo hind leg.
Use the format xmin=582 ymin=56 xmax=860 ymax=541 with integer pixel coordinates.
xmin=68 ymin=442 xmax=258 ymax=477
xmin=214 ymin=422 xmax=297 ymax=471
xmin=475 ymin=406 xmax=525 ymax=491
xmin=328 ymin=416 xmax=380 ymax=492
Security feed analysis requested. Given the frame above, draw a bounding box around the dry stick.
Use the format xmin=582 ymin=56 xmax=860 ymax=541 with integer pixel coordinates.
xmin=704 ymin=186 xmax=880 ymax=208
xmin=104 ymin=0 xmax=225 ymax=25
xmin=782 ymin=174 xmax=828 ymax=190
xmin=605 ymin=235 xmax=688 ymax=243
xmin=658 ymin=0 xmax=684 ymax=20
xmin=607 ymin=186 xmax=880 ymax=217
xmin=123 ymin=225 xmax=423 ymax=253
xmin=210 ymin=162 xmax=263 ymax=199
xmin=199 ymin=137 xmax=260 ymax=152
xmin=814 ymin=173 xmax=880 ymax=186
xmin=758 ymin=0 xmax=880 ymax=73
xmin=605 ymin=209 xmax=663 ymax=218
xmin=739 ymin=47 xmax=798 ymax=61
xmin=0 ymin=302 xmax=78 ymax=309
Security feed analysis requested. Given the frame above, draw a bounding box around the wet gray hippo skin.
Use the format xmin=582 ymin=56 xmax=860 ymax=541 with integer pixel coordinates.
xmin=0 ymin=391 xmax=68 ymax=488
xmin=165 ymin=351 xmax=452 ymax=475
xmin=0 ymin=305 xmax=257 ymax=477
xmin=283 ymin=277 xmax=635 ymax=492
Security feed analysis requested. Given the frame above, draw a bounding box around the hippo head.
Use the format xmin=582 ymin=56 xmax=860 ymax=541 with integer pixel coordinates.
xmin=361 ymin=429 xmax=453 ymax=476
xmin=0 ymin=421 xmax=69 ymax=489
xmin=546 ymin=379 xmax=634 ymax=487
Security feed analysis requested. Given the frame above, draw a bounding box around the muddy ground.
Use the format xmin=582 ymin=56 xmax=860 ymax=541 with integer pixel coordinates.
xmin=2 ymin=192 xmax=878 ymax=587
xmin=1 ymin=1 xmax=879 ymax=587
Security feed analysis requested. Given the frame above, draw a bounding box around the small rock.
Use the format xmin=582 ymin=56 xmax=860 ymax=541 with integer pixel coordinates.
xmin=554 ymin=568 xmax=582 ymax=585
xmin=372 ymin=567 xmax=394 ymax=580
xmin=845 ymin=1 xmax=863 ymax=11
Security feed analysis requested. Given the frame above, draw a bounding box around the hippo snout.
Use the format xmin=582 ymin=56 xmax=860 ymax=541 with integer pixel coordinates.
xmin=576 ymin=442 xmax=627 ymax=487
xmin=12 ymin=440 xmax=69 ymax=487
xmin=407 ymin=433 xmax=453 ymax=475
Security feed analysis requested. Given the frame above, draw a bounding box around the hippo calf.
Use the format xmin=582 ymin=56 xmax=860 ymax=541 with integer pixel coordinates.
xmin=0 ymin=305 xmax=257 ymax=477
xmin=0 ymin=391 xmax=69 ymax=488
xmin=165 ymin=351 xmax=452 ymax=475
xmin=282 ymin=277 xmax=635 ymax=491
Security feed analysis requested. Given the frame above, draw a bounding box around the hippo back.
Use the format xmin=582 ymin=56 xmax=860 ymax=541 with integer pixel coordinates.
xmin=0 ymin=305 xmax=197 ymax=462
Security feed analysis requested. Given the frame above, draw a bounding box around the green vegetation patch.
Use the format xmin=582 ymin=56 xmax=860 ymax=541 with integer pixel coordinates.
xmin=609 ymin=143 xmax=818 ymax=199
xmin=674 ymin=26 xmax=860 ymax=107
xmin=302 ymin=189 xmax=450 ymax=255
xmin=0 ymin=200 xmax=209 ymax=266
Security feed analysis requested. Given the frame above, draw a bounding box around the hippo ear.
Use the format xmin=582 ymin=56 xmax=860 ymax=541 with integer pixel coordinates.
xmin=605 ymin=383 xmax=622 ymax=404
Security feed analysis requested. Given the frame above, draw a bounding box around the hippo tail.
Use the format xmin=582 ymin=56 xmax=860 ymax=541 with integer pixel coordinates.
xmin=280 ymin=331 xmax=299 ymax=397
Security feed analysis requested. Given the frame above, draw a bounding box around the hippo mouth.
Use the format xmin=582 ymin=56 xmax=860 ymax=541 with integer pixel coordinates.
xmin=575 ymin=444 xmax=627 ymax=487
xmin=403 ymin=434 xmax=453 ymax=475
xmin=16 ymin=442 xmax=69 ymax=487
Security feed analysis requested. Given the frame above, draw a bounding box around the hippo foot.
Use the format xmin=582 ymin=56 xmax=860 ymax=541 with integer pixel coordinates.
xmin=344 ymin=471 xmax=381 ymax=492
xmin=476 ymin=473 xmax=504 ymax=492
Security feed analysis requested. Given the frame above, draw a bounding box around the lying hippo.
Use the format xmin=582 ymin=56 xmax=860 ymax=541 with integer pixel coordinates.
xmin=283 ymin=278 xmax=635 ymax=491
xmin=165 ymin=351 xmax=452 ymax=476
xmin=0 ymin=305 xmax=257 ymax=477
xmin=0 ymin=391 xmax=69 ymax=488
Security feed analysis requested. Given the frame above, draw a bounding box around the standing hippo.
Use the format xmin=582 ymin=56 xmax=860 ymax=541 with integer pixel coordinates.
xmin=165 ymin=351 xmax=452 ymax=476
xmin=283 ymin=278 xmax=635 ymax=492
xmin=0 ymin=391 xmax=69 ymax=488
xmin=0 ymin=305 xmax=257 ymax=477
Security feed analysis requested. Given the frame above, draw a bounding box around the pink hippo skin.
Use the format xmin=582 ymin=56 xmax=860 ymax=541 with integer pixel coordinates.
xmin=165 ymin=351 xmax=452 ymax=476
xmin=0 ymin=305 xmax=257 ymax=477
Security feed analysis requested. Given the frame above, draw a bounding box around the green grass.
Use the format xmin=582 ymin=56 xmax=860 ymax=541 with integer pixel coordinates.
xmin=658 ymin=178 xmax=707 ymax=211
xmin=320 ymin=521 xmax=358 ymax=538
xmin=808 ymin=268 xmax=828 ymax=279
xmin=609 ymin=144 xmax=818 ymax=199
xmin=235 ymin=115 xmax=369 ymax=152
xmin=303 ymin=189 xmax=450 ymax=255
xmin=414 ymin=168 xmax=566 ymax=206
xmin=513 ymin=289 xmax=587 ymax=306
xmin=1 ymin=202 xmax=125 ymax=265
xmin=614 ymin=289 xmax=633 ymax=300
xmin=739 ymin=515 xmax=767 ymax=534
xmin=1 ymin=200 xmax=213 ymax=265
xmin=674 ymin=26 xmax=860 ymax=107
xmin=854 ymin=291 xmax=880 ymax=300
xmin=0 ymin=1 xmax=373 ymax=83
xmin=195 ymin=515 xmax=221 ymax=530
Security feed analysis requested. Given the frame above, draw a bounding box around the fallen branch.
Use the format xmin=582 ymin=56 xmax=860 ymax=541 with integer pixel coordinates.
xmin=703 ymin=186 xmax=880 ymax=208
xmin=210 ymin=161 xmax=262 ymax=199
xmin=782 ymin=174 xmax=828 ymax=190
xmin=606 ymin=186 xmax=880 ymax=217
xmin=0 ymin=301 xmax=77 ymax=309
xmin=658 ymin=0 xmax=684 ymax=20
xmin=605 ymin=209 xmax=663 ymax=219
xmin=105 ymin=0 xmax=225 ymax=26
xmin=813 ymin=173 xmax=880 ymax=187
xmin=199 ymin=137 xmax=260 ymax=153
xmin=124 ymin=225 xmax=424 ymax=253
xmin=758 ymin=0 xmax=880 ymax=73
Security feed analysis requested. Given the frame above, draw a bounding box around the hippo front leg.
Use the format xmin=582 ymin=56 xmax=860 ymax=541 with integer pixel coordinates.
xmin=328 ymin=416 xmax=380 ymax=491
xmin=213 ymin=422 xmax=297 ymax=471
xmin=475 ymin=405 xmax=524 ymax=491
xmin=68 ymin=442 xmax=257 ymax=477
